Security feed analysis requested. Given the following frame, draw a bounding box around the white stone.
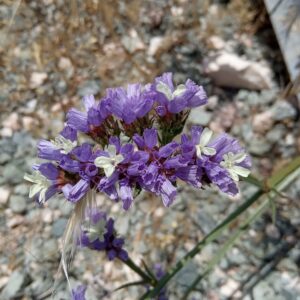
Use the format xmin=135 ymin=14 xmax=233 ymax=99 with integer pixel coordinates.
xmin=2 ymin=112 xmax=20 ymax=131
xmin=22 ymin=116 xmax=37 ymax=131
xmin=252 ymin=111 xmax=273 ymax=133
xmin=121 ymin=29 xmax=145 ymax=53
xmin=0 ymin=187 xmax=10 ymax=205
xmin=220 ymin=279 xmax=240 ymax=297
xmin=148 ymin=36 xmax=164 ymax=56
xmin=30 ymin=72 xmax=48 ymax=88
xmin=58 ymin=57 xmax=72 ymax=70
xmin=207 ymin=35 xmax=225 ymax=50
xmin=204 ymin=52 xmax=273 ymax=90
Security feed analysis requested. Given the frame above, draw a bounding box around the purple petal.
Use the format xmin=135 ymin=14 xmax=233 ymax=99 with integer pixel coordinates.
xmin=143 ymin=128 xmax=158 ymax=149
xmin=72 ymin=143 xmax=92 ymax=162
xmin=168 ymin=97 xmax=188 ymax=114
xmin=37 ymin=140 xmax=62 ymax=160
xmin=185 ymin=79 xmax=208 ymax=108
xmin=118 ymin=249 xmax=129 ymax=261
xmin=66 ymin=179 xmax=90 ymax=203
xmin=108 ymin=249 xmax=117 ymax=260
xmin=72 ymin=285 xmax=87 ymax=300
xmin=38 ymin=163 xmax=59 ymax=180
xmin=133 ymin=134 xmax=145 ymax=149
xmin=160 ymin=179 xmax=177 ymax=207
xmin=176 ymin=166 xmax=199 ymax=187
xmin=60 ymin=126 xmax=77 ymax=142
xmin=87 ymin=107 xmax=103 ymax=126
xmin=59 ymin=156 xmax=81 ymax=173
xmin=119 ymin=183 xmax=133 ymax=210
xmin=158 ymin=142 xmax=179 ymax=158
xmin=82 ymin=95 xmax=95 ymax=111
xmin=109 ymin=136 xmax=121 ymax=153
xmin=67 ymin=109 xmax=89 ymax=133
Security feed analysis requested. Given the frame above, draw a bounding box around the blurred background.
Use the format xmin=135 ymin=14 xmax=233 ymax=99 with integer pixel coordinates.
xmin=0 ymin=0 xmax=300 ymax=299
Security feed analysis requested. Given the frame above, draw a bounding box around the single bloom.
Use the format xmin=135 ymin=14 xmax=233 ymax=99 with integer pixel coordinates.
xmin=24 ymin=163 xmax=64 ymax=203
xmin=153 ymin=72 xmax=208 ymax=115
xmin=94 ymin=144 xmax=124 ymax=178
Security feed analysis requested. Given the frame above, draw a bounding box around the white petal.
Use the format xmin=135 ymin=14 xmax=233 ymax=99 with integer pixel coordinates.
xmin=104 ymin=165 xmax=115 ymax=178
xmin=196 ymin=145 xmax=202 ymax=158
xmin=172 ymin=84 xmax=186 ymax=97
xmin=115 ymin=154 xmax=124 ymax=164
xmin=234 ymin=153 xmax=247 ymax=164
xmin=107 ymin=145 xmax=117 ymax=157
xmin=228 ymin=169 xmax=240 ymax=181
xmin=156 ymin=82 xmax=173 ymax=100
xmin=94 ymin=156 xmax=112 ymax=168
xmin=231 ymin=166 xmax=250 ymax=178
xmin=200 ymin=128 xmax=213 ymax=147
xmin=39 ymin=189 xmax=47 ymax=203
xmin=24 ymin=173 xmax=35 ymax=183
xmin=29 ymin=184 xmax=43 ymax=198
xmin=203 ymin=146 xmax=216 ymax=156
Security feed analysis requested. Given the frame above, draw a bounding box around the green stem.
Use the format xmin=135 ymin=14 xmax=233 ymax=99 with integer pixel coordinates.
xmin=122 ymin=257 xmax=154 ymax=285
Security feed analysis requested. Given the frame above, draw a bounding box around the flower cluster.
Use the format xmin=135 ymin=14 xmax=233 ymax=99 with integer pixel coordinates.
xmin=25 ymin=72 xmax=251 ymax=209
xmin=79 ymin=210 xmax=128 ymax=261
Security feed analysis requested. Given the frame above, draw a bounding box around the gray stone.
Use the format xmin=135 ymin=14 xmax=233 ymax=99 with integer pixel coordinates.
xmin=0 ymin=270 xmax=27 ymax=300
xmin=77 ymin=80 xmax=100 ymax=97
xmin=59 ymin=200 xmax=73 ymax=217
xmin=25 ymin=277 xmax=52 ymax=297
xmin=51 ymin=218 xmax=68 ymax=237
xmin=0 ymin=153 xmax=11 ymax=164
xmin=277 ymin=258 xmax=298 ymax=273
xmin=253 ymin=280 xmax=278 ymax=300
xmin=271 ymin=101 xmax=297 ymax=121
xmin=42 ymin=238 xmax=60 ymax=260
xmin=266 ymin=124 xmax=286 ymax=143
xmin=194 ymin=210 xmax=217 ymax=235
xmin=14 ymin=183 xmax=29 ymax=196
xmin=228 ymin=248 xmax=248 ymax=265
xmin=175 ymin=260 xmax=199 ymax=288
xmin=3 ymin=164 xmax=24 ymax=184
xmin=9 ymin=195 xmax=27 ymax=213
xmin=248 ymin=137 xmax=272 ymax=156
xmin=188 ymin=108 xmax=212 ymax=126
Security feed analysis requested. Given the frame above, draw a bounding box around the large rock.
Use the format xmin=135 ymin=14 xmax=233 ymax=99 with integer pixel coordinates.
xmin=204 ymin=52 xmax=273 ymax=90
xmin=0 ymin=270 xmax=27 ymax=300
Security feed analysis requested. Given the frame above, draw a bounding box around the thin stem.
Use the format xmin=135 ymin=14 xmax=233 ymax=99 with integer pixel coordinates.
xmin=122 ymin=257 xmax=154 ymax=285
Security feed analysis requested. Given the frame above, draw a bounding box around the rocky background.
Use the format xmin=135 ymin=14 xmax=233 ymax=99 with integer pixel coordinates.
xmin=0 ymin=1 xmax=300 ymax=299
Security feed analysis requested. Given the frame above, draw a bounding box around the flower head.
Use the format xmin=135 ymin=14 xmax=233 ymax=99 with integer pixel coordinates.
xmin=154 ymin=73 xmax=207 ymax=115
xmin=24 ymin=163 xmax=64 ymax=203
xmin=94 ymin=144 xmax=124 ymax=178
xmin=220 ymin=152 xmax=250 ymax=181
xmin=80 ymin=209 xmax=128 ymax=261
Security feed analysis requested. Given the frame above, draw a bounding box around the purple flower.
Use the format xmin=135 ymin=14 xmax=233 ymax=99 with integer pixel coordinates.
xmin=37 ymin=126 xmax=78 ymax=160
xmin=62 ymin=179 xmax=90 ymax=203
xmin=153 ymin=72 xmax=207 ymax=115
xmin=107 ymin=83 xmax=154 ymax=124
xmin=80 ymin=209 xmax=128 ymax=261
xmin=24 ymin=163 xmax=65 ymax=203
xmin=132 ymin=129 xmax=182 ymax=207
xmin=72 ymin=285 xmax=86 ymax=300
xmin=66 ymin=95 xmax=111 ymax=133
xmin=180 ymin=126 xmax=251 ymax=196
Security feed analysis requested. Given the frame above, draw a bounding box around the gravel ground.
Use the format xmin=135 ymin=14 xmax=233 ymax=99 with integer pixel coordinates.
xmin=1 ymin=1 xmax=300 ymax=300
